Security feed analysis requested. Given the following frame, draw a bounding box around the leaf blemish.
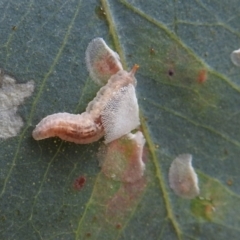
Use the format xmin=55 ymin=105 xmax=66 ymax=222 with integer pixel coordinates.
xmin=85 ymin=232 xmax=91 ymax=237
xmin=168 ymin=69 xmax=174 ymax=77
xmin=116 ymin=223 xmax=122 ymax=229
xmin=197 ymin=69 xmax=207 ymax=84
xmin=99 ymin=131 xmax=146 ymax=183
xmin=73 ymin=176 xmax=86 ymax=191
xmin=0 ymin=69 xmax=34 ymax=139
xmin=105 ymin=177 xmax=147 ymax=224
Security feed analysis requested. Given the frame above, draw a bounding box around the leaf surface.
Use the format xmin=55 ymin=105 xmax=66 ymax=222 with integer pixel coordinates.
xmin=0 ymin=0 xmax=240 ymax=239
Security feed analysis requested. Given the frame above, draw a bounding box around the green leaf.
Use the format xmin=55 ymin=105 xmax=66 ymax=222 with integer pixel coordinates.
xmin=1 ymin=0 xmax=240 ymax=239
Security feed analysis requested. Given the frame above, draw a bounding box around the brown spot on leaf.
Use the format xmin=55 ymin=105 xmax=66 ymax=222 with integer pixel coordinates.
xmin=73 ymin=176 xmax=86 ymax=191
xmin=86 ymin=232 xmax=91 ymax=237
xmin=168 ymin=69 xmax=174 ymax=77
xmin=227 ymin=179 xmax=233 ymax=186
xmin=116 ymin=223 xmax=122 ymax=229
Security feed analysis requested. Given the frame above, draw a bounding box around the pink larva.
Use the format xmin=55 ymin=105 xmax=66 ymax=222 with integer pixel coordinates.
xmin=32 ymin=38 xmax=140 ymax=144
xmin=32 ymin=112 xmax=104 ymax=144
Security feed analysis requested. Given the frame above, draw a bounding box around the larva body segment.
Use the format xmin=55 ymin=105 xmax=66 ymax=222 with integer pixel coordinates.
xmin=85 ymin=38 xmax=123 ymax=85
xmin=32 ymin=112 xmax=104 ymax=144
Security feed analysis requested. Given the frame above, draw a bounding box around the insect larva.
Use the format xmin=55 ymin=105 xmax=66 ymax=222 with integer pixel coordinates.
xmin=169 ymin=154 xmax=199 ymax=199
xmin=32 ymin=39 xmax=140 ymax=144
xmin=230 ymin=49 xmax=240 ymax=66
xmin=85 ymin=37 xmax=123 ymax=85
xmin=32 ymin=112 xmax=104 ymax=144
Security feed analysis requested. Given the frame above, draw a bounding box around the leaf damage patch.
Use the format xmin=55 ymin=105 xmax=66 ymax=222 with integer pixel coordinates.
xmin=0 ymin=69 xmax=34 ymax=139
xmin=76 ymin=133 xmax=148 ymax=239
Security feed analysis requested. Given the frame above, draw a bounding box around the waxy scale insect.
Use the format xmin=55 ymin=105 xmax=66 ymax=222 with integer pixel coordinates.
xmin=32 ymin=38 xmax=140 ymax=144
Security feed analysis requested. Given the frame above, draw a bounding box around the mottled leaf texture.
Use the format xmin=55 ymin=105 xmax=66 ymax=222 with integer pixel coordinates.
xmin=0 ymin=0 xmax=240 ymax=239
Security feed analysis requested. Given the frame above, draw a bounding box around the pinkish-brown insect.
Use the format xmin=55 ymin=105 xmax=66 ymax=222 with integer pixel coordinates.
xmin=32 ymin=112 xmax=104 ymax=144
xmin=32 ymin=38 xmax=140 ymax=144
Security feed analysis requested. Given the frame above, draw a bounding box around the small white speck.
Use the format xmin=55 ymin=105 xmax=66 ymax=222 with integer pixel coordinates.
xmin=231 ymin=49 xmax=240 ymax=66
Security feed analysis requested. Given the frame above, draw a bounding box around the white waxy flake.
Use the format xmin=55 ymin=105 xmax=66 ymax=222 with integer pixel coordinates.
xmin=0 ymin=70 xmax=34 ymax=139
xmin=169 ymin=154 xmax=199 ymax=199
xmin=231 ymin=49 xmax=240 ymax=66
xmin=85 ymin=37 xmax=123 ymax=85
xmin=102 ymin=84 xmax=140 ymax=143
